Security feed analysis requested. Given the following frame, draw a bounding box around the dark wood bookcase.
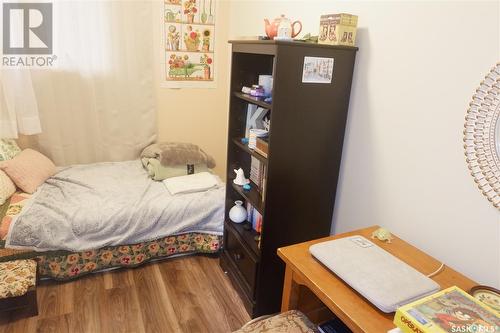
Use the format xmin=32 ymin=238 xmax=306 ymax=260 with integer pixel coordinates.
xmin=220 ymin=40 xmax=358 ymax=317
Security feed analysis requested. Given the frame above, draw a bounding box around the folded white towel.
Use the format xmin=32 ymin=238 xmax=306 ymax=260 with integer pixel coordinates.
xmin=163 ymin=172 xmax=219 ymax=195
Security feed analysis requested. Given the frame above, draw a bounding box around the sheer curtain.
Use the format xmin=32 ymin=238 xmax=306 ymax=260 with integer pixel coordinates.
xmin=17 ymin=1 xmax=157 ymax=165
xmin=0 ymin=69 xmax=41 ymax=138
xmin=0 ymin=0 xmax=41 ymax=139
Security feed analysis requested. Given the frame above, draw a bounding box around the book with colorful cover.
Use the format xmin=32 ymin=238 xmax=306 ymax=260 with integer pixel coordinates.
xmin=394 ymin=286 xmax=500 ymax=333
xmin=251 ymin=210 xmax=262 ymax=233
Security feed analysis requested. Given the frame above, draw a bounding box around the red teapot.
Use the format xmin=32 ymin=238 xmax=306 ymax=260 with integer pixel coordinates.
xmin=264 ymin=15 xmax=302 ymax=40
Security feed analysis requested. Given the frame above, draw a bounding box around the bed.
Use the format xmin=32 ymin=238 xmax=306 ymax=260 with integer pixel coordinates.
xmin=0 ymin=160 xmax=224 ymax=280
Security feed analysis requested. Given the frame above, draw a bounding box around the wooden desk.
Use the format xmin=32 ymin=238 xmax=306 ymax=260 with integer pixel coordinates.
xmin=277 ymin=226 xmax=477 ymax=333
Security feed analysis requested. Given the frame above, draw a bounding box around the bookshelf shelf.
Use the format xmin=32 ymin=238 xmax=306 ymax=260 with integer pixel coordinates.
xmin=231 ymin=181 xmax=264 ymax=215
xmin=221 ymin=40 xmax=357 ymax=318
xmin=233 ymin=92 xmax=272 ymax=109
xmin=225 ymin=220 xmax=260 ymax=257
xmin=232 ymin=138 xmax=267 ymax=164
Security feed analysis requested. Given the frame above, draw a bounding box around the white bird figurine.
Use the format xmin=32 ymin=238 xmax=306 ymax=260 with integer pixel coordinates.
xmin=233 ymin=168 xmax=250 ymax=186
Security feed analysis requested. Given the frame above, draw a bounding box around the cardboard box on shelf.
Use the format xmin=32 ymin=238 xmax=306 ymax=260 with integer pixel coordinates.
xmin=318 ymin=13 xmax=358 ymax=47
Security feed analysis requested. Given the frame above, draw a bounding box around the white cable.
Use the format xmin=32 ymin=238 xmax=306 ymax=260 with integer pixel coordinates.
xmin=427 ymin=263 xmax=445 ymax=278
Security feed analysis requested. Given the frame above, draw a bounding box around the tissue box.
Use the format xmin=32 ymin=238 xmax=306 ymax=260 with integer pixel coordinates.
xmin=318 ymin=13 xmax=358 ymax=47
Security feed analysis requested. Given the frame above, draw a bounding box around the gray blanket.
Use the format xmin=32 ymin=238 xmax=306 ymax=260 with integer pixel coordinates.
xmin=141 ymin=142 xmax=216 ymax=168
xmin=6 ymin=160 xmax=224 ymax=252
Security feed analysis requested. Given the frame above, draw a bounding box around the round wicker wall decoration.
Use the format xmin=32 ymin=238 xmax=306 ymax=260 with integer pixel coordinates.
xmin=464 ymin=63 xmax=500 ymax=209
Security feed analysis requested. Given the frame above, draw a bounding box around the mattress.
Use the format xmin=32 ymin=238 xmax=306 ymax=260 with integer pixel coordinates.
xmin=0 ymin=160 xmax=225 ymax=280
xmin=5 ymin=160 xmax=224 ymax=252
xmin=0 ymin=196 xmax=221 ymax=280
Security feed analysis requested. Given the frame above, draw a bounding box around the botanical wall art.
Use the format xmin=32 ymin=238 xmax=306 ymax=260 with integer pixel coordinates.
xmin=162 ymin=0 xmax=216 ymax=88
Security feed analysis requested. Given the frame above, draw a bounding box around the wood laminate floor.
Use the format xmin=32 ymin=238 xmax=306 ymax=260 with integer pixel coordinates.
xmin=0 ymin=255 xmax=250 ymax=333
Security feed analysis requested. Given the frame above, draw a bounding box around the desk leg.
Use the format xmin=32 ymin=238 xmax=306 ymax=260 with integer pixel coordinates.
xmin=281 ymin=265 xmax=300 ymax=312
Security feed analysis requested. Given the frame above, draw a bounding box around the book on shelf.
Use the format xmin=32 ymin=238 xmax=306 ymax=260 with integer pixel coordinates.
xmin=246 ymin=202 xmax=253 ymax=223
xmin=246 ymin=202 xmax=263 ymax=234
xmin=254 ymin=137 xmax=269 ymax=158
xmin=250 ymin=156 xmax=267 ymax=197
xmin=261 ymin=164 xmax=267 ymax=203
xmin=393 ymin=286 xmax=500 ymax=333
xmin=250 ymin=156 xmax=263 ymax=187
xmin=252 ymin=210 xmax=263 ymax=233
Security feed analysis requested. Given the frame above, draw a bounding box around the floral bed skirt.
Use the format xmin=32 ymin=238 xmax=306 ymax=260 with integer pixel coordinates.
xmin=1 ymin=233 xmax=221 ymax=281
xmin=0 ymin=192 xmax=222 ymax=281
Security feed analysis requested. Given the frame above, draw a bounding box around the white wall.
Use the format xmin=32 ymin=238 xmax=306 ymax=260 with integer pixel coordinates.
xmin=229 ymin=1 xmax=500 ymax=287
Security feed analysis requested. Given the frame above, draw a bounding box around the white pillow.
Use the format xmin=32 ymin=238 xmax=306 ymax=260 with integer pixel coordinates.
xmin=0 ymin=170 xmax=15 ymax=205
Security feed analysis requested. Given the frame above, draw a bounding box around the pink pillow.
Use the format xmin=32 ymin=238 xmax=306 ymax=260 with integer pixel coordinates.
xmin=0 ymin=149 xmax=56 ymax=194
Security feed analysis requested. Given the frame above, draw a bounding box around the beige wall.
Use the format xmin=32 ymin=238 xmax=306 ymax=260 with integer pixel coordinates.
xmin=228 ymin=1 xmax=500 ymax=287
xmin=154 ymin=1 xmax=231 ymax=178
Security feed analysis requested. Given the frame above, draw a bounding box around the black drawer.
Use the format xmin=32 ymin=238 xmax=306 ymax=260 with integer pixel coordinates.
xmin=224 ymin=225 xmax=258 ymax=294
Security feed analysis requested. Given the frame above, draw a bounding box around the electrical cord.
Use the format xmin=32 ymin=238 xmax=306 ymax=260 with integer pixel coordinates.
xmin=427 ymin=263 xmax=445 ymax=278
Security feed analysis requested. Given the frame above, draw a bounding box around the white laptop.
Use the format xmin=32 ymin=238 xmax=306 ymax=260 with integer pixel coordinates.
xmin=309 ymin=236 xmax=440 ymax=313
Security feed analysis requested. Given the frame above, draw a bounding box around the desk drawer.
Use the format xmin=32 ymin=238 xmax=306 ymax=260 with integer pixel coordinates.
xmin=225 ymin=226 xmax=258 ymax=294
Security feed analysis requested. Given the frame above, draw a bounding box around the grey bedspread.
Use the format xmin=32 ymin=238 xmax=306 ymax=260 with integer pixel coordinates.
xmin=6 ymin=160 xmax=224 ymax=252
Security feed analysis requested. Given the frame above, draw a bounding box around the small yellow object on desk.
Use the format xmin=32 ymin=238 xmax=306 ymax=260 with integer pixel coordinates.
xmin=371 ymin=227 xmax=394 ymax=243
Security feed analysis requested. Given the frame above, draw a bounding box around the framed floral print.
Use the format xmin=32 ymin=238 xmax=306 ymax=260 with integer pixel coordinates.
xmin=162 ymin=0 xmax=216 ymax=88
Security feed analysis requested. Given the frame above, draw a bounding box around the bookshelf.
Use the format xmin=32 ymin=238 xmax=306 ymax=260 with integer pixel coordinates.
xmin=220 ymin=40 xmax=358 ymax=317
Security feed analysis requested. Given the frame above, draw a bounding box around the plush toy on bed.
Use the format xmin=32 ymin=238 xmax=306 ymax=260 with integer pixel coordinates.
xmin=140 ymin=142 xmax=216 ymax=181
